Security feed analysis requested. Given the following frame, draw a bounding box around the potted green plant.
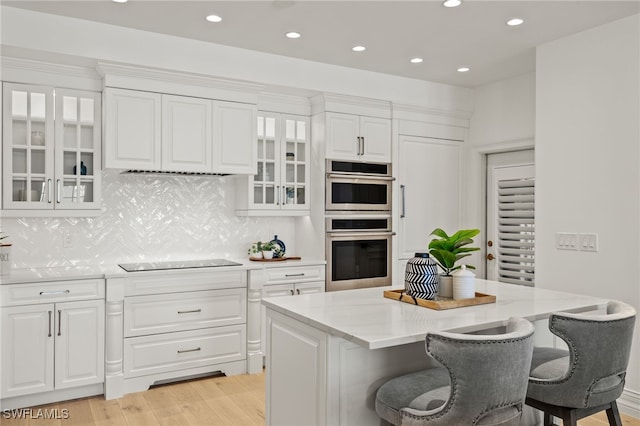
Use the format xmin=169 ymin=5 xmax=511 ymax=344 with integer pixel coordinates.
xmin=0 ymin=232 xmax=12 ymax=276
xmin=428 ymin=228 xmax=480 ymax=297
xmin=248 ymin=241 xmax=276 ymax=260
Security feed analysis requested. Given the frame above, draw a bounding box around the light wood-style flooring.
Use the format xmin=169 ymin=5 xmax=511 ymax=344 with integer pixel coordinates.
xmin=1 ymin=372 xmax=638 ymax=425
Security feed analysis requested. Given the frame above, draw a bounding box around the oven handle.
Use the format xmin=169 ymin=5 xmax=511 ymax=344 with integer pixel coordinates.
xmin=326 ymin=173 xmax=395 ymax=181
xmin=326 ymin=231 xmax=396 ymax=237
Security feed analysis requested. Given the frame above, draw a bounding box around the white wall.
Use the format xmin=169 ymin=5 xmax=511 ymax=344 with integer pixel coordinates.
xmin=536 ymin=14 xmax=640 ymax=413
xmin=464 ymin=72 xmax=536 ymax=277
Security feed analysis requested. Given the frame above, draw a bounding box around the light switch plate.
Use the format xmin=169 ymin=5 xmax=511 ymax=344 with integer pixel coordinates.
xmin=579 ymin=233 xmax=598 ymax=252
xmin=555 ymin=232 xmax=578 ymax=250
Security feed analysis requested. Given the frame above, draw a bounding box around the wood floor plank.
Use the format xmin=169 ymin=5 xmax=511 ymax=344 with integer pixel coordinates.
xmin=6 ymin=373 xmax=640 ymax=426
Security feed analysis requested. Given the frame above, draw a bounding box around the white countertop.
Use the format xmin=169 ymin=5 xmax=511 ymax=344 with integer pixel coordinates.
xmin=0 ymin=258 xmax=326 ymax=285
xmin=261 ymin=279 xmax=610 ymax=350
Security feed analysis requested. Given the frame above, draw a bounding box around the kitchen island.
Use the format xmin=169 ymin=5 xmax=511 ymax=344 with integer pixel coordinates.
xmin=261 ymin=279 xmax=609 ymax=426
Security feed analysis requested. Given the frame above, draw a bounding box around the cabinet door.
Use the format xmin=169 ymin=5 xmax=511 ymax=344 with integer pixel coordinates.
xmin=103 ymin=88 xmax=161 ymax=170
xmin=55 ymin=299 xmax=105 ymax=390
xmin=281 ymin=115 xmax=310 ymax=211
xmin=2 ymin=83 xmax=55 ymax=209
xmin=212 ymin=101 xmax=257 ymax=174
xmin=1 ymin=304 xmax=55 ymax=398
xmin=55 ymin=89 xmax=102 ymax=209
xmin=325 ymin=112 xmax=360 ymax=161
xmin=162 ymin=95 xmax=212 ymax=173
xmin=398 ymin=136 xmax=462 ymax=260
xmin=251 ymin=113 xmax=281 ymax=210
xmin=360 ymin=116 xmax=391 ymax=162
xmin=294 ymin=281 xmax=325 ymax=295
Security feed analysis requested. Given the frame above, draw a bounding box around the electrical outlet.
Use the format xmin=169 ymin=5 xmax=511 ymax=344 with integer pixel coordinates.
xmin=63 ymin=230 xmax=72 ymax=248
xmin=579 ymin=233 xmax=598 ymax=252
xmin=555 ymin=232 xmax=578 ymax=250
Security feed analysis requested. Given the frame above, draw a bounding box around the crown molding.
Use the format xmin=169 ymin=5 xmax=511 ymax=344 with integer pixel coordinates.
xmin=392 ymin=103 xmax=473 ymax=127
xmin=310 ymin=93 xmax=392 ymax=118
xmin=1 ymin=56 xmax=102 ymax=91
xmin=97 ymin=62 xmax=264 ymax=104
xmin=258 ymin=92 xmax=311 ymax=116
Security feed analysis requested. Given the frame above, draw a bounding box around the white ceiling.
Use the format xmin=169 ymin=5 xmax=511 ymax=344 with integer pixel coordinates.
xmin=3 ymin=0 xmax=639 ymax=88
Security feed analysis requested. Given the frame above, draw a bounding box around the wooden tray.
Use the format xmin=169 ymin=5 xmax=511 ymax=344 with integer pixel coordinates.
xmin=249 ymin=256 xmax=302 ymax=262
xmin=383 ymin=289 xmax=496 ymax=310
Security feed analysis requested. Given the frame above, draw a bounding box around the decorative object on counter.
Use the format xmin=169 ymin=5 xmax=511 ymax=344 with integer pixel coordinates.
xmin=383 ymin=289 xmax=495 ymax=310
xmin=249 ymin=256 xmax=302 ymax=262
xmin=73 ymin=161 xmax=88 ymax=175
xmin=270 ymin=235 xmax=286 ymax=258
xmin=0 ymin=232 xmax=12 ymax=276
xmin=453 ymin=265 xmax=476 ymax=299
xmin=428 ymin=228 xmax=480 ymax=298
xmin=404 ymin=253 xmax=439 ymax=300
xmin=248 ymin=240 xmax=276 ymax=260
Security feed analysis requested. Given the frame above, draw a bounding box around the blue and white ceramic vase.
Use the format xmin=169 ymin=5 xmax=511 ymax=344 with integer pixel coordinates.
xmin=404 ymin=253 xmax=439 ymax=300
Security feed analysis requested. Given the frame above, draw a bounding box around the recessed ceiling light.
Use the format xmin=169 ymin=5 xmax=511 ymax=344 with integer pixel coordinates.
xmin=112 ymin=0 xmax=128 ymax=3
xmin=410 ymin=57 xmax=423 ymax=64
xmin=352 ymin=46 xmax=366 ymax=52
xmin=442 ymin=0 xmax=462 ymax=8
xmin=285 ymin=32 xmax=301 ymax=39
xmin=457 ymin=67 xmax=470 ymax=73
xmin=506 ymin=18 xmax=524 ymax=26
xmin=205 ymin=14 xmax=222 ymax=23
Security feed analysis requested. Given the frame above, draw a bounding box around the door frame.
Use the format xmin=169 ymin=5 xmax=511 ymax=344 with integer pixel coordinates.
xmin=468 ymin=139 xmax=534 ymax=279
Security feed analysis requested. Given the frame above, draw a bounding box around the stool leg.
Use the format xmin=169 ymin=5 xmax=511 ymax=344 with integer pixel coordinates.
xmin=563 ymin=409 xmax=577 ymax=426
xmin=543 ymin=412 xmax=554 ymax=426
xmin=606 ymin=401 xmax=622 ymax=426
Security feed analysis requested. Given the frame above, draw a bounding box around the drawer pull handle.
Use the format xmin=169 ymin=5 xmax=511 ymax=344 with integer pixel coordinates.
xmin=285 ymin=273 xmax=305 ymax=277
xmin=296 ymin=289 xmax=300 ymax=295
xmin=177 ymin=347 xmax=201 ymax=354
xmin=58 ymin=310 xmax=62 ymax=336
xmin=290 ymin=289 xmax=294 ymax=296
xmin=48 ymin=311 xmax=52 ymax=337
xmin=177 ymin=309 xmax=202 ymax=314
xmin=40 ymin=290 xmax=70 ymax=296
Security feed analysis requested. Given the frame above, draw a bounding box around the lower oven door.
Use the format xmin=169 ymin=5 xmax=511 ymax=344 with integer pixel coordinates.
xmin=326 ymin=231 xmax=392 ymax=291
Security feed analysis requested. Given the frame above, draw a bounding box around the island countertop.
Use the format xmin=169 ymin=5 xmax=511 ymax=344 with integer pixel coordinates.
xmin=261 ymin=279 xmax=610 ymax=349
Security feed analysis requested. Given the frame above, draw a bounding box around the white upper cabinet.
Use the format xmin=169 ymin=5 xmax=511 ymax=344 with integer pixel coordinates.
xmin=2 ymin=83 xmax=102 ymax=215
xmin=212 ymin=101 xmax=256 ymax=175
xmin=103 ymin=88 xmax=256 ymax=174
xmin=162 ymin=94 xmax=212 ymax=173
xmin=104 ymin=88 xmax=162 ymax=170
xmin=326 ymin=112 xmax=391 ymax=162
xmin=235 ymin=113 xmax=310 ymax=216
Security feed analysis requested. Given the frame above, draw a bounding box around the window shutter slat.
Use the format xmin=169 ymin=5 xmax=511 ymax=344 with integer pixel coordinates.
xmin=496 ymin=176 xmax=535 ymax=286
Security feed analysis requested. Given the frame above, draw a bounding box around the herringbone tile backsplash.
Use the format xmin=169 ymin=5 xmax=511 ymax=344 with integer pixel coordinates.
xmin=3 ymin=170 xmax=295 ymax=268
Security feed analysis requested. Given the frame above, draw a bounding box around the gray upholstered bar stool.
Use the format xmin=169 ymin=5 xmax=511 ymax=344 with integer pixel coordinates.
xmin=526 ymin=300 xmax=636 ymax=426
xmin=375 ymin=317 xmax=535 ymax=426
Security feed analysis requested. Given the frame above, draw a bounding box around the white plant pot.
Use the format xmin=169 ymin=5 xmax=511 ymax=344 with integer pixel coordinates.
xmin=262 ymin=250 xmax=274 ymax=260
xmin=0 ymin=245 xmax=12 ymax=276
xmin=438 ymin=275 xmax=453 ymax=298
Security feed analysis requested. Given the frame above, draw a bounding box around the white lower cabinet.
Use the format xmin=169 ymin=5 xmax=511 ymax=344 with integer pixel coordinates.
xmin=0 ymin=279 xmax=105 ymax=408
xmin=105 ymin=269 xmax=248 ymax=399
xmin=250 ymin=264 xmax=325 ymax=359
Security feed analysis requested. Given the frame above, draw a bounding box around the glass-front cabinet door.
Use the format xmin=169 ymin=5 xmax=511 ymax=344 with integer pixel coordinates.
xmin=250 ymin=113 xmax=310 ymax=213
xmin=55 ymin=89 xmax=101 ymax=209
xmin=281 ymin=115 xmax=309 ymax=211
xmin=253 ymin=114 xmax=280 ymax=210
xmin=2 ymin=83 xmax=101 ymax=212
xmin=2 ymin=83 xmax=54 ymax=209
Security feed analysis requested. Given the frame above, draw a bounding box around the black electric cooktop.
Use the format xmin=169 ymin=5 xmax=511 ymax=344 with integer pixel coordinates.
xmin=118 ymin=259 xmax=242 ymax=272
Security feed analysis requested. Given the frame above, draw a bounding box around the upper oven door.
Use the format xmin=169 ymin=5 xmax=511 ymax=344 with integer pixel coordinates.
xmin=325 ymin=174 xmax=392 ymax=212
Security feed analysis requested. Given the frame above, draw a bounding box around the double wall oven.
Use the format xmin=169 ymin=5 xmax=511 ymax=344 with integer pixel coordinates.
xmin=325 ymin=160 xmax=393 ymax=292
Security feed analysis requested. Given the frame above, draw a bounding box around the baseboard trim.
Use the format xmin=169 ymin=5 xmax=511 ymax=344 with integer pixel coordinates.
xmin=619 ymin=388 xmax=640 ymax=419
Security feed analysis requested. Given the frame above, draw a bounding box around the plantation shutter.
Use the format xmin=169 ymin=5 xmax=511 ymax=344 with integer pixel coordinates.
xmin=497 ymin=177 xmax=535 ymax=286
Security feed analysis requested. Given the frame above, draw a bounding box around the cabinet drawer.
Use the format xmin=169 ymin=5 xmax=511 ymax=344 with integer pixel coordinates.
xmin=124 ymin=325 xmax=246 ymax=378
xmin=0 ymin=279 xmax=105 ymax=307
xmin=124 ymin=269 xmax=246 ymax=296
xmin=124 ymin=288 xmax=246 ymax=337
xmin=265 ymin=265 xmax=325 ymax=284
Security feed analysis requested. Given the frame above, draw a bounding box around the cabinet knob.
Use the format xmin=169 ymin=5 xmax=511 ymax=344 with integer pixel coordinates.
xmin=486 ymin=253 xmax=495 ymax=261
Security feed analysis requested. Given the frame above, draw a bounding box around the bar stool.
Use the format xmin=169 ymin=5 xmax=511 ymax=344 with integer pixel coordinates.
xmin=375 ymin=317 xmax=535 ymax=425
xmin=526 ymin=300 xmax=636 ymax=426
